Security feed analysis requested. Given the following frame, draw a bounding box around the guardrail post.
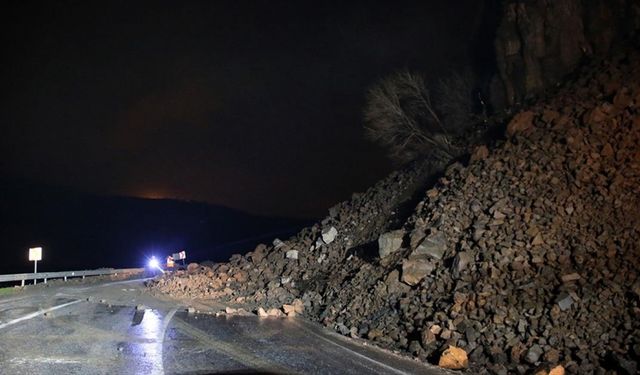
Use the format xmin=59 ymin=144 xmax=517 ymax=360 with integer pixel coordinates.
xmin=64 ymin=276 xmax=67 ymax=282
xmin=0 ymin=268 xmax=142 ymax=286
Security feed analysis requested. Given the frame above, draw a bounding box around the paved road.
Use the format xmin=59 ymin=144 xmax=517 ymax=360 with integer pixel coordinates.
xmin=0 ymin=277 xmax=448 ymax=375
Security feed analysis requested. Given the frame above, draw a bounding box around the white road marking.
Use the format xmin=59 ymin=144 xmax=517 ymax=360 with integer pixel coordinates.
xmin=10 ymin=357 xmax=83 ymax=364
xmin=73 ymin=277 xmax=152 ymax=291
xmin=159 ymin=307 xmax=178 ymax=374
xmin=161 ymin=307 xmax=178 ymax=336
xmin=297 ymin=322 xmax=411 ymax=375
xmin=0 ymin=300 xmax=82 ymax=330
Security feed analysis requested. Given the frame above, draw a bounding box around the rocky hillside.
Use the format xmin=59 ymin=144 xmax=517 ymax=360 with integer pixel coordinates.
xmin=149 ymin=48 xmax=640 ymax=374
xmin=494 ymin=0 xmax=640 ymax=108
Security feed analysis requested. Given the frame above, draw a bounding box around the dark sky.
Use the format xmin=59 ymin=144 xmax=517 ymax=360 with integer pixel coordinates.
xmin=1 ymin=1 xmax=488 ymax=218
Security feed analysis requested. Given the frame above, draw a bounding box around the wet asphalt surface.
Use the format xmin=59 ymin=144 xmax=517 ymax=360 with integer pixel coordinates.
xmin=0 ymin=277 xmax=448 ymax=375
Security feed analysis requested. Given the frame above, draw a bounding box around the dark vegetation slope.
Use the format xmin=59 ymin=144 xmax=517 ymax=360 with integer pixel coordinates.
xmin=0 ymin=179 xmax=311 ymax=275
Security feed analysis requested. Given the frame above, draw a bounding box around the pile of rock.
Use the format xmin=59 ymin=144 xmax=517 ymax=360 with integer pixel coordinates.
xmin=149 ymin=50 xmax=640 ymax=374
xmin=150 ymin=157 xmax=436 ymax=309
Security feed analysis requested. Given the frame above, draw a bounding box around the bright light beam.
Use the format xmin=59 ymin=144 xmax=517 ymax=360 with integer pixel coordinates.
xmin=147 ymin=256 xmax=164 ymax=274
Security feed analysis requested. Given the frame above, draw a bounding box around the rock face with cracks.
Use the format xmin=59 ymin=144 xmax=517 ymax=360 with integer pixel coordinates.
xmin=150 ymin=50 xmax=640 ymax=374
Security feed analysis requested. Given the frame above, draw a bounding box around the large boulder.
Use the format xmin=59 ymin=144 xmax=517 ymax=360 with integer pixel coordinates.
xmin=438 ymin=346 xmax=469 ymax=370
xmin=285 ymin=250 xmax=298 ymax=260
xmin=321 ymin=226 xmax=338 ymax=244
xmin=401 ymin=258 xmax=435 ymax=286
xmin=378 ymin=230 xmax=404 ymax=259
xmin=412 ymin=232 xmax=447 ymax=260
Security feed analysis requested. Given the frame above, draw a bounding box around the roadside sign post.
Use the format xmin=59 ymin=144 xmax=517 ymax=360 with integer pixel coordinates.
xmin=29 ymin=247 xmax=42 ymax=285
xmin=172 ymin=250 xmax=187 ymax=267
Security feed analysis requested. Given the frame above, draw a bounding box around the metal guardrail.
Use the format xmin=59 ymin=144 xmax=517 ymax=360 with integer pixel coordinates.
xmin=0 ymin=268 xmax=144 ymax=286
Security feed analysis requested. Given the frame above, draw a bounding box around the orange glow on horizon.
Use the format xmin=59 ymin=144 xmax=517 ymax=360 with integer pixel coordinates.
xmin=134 ymin=189 xmax=173 ymax=200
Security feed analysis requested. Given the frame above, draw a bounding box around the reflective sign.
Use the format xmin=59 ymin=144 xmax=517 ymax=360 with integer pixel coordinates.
xmin=29 ymin=247 xmax=42 ymax=261
xmin=172 ymin=251 xmax=186 ymax=260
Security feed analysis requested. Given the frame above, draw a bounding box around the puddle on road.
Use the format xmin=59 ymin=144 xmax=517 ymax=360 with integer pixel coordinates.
xmin=117 ymin=307 xmax=165 ymax=375
xmin=1 ymin=300 xmax=441 ymax=375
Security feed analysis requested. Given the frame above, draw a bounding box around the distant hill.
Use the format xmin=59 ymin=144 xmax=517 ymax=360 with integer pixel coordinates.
xmin=0 ymin=179 xmax=312 ymax=274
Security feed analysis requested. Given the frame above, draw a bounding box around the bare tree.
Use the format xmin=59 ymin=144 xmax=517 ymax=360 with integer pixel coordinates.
xmin=363 ymin=68 xmax=481 ymax=164
xmin=364 ymin=70 xmax=456 ymax=163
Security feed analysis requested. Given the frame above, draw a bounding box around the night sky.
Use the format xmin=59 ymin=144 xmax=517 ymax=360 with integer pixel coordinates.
xmin=1 ymin=1 xmax=488 ymax=218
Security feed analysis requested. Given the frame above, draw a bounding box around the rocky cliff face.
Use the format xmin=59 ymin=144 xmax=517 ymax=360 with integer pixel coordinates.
xmin=493 ymin=0 xmax=639 ymax=108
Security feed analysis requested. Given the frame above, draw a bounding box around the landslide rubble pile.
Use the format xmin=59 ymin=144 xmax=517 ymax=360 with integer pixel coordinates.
xmin=150 ymin=50 xmax=640 ymax=374
xmin=150 ymin=157 xmax=437 ymax=302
